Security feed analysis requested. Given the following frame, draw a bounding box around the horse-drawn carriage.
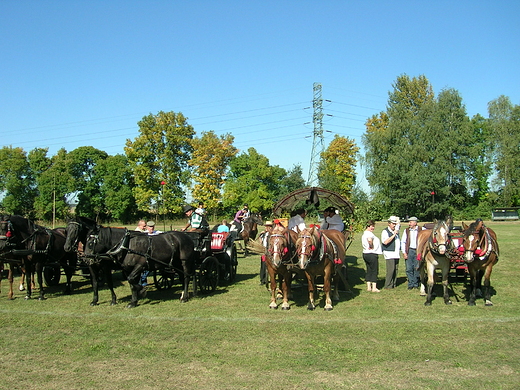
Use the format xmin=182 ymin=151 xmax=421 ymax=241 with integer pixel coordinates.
xmin=261 ymin=187 xmax=355 ymax=310
xmin=153 ymin=230 xmax=238 ymax=293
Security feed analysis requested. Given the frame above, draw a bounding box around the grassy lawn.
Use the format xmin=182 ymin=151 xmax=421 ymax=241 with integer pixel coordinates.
xmin=1 ymin=221 xmax=519 ymax=389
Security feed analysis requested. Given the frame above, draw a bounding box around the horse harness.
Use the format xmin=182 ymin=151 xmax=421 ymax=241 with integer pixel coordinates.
xmin=88 ymin=230 xmax=187 ymax=276
xmin=0 ymin=218 xmax=56 ymax=260
xmin=460 ymin=225 xmax=498 ymax=261
xmin=297 ymin=230 xmax=343 ymax=265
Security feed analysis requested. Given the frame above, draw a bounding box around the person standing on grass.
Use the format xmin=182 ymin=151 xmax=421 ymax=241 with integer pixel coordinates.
xmin=361 ymin=220 xmax=382 ymax=292
xmin=400 ymin=216 xmax=422 ymax=290
xmin=381 ymin=216 xmax=401 ymax=289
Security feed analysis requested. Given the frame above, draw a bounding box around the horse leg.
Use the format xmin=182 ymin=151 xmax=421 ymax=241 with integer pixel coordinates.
xmin=126 ymin=264 xmax=147 ymax=308
xmin=89 ymin=264 xmax=101 ymax=306
xmin=8 ymin=266 xmax=15 ymax=300
xmin=467 ymin=265 xmax=477 ymax=306
xmin=424 ymin=260 xmax=435 ymax=306
xmin=483 ymin=262 xmax=494 ymax=306
xmin=324 ymin=265 xmax=334 ymax=311
xmin=419 ymin=262 xmax=427 ymax=296
xmin=35 ymin=261 xmax=46 ymax=301
xmin=179 ymin=259 xmax=191 ymax=303
xmin=305 ymin=272 xmax=316 ymax=310
xmin=442 ymin=261 xmax=452 ymax=305
xmin=62 ymin=253 xmax=77 ymax=295
xmin=103 ymin=262 xmax=118 ymax=306
xmin=280 ymin=267 xmax=291 ymax=310
xmin=266 ymin=263 xmax=278 ymax=309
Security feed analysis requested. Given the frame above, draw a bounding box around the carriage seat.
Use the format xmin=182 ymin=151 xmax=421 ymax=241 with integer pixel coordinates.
xmin=211 ymin=232 xmax=229 ymax=251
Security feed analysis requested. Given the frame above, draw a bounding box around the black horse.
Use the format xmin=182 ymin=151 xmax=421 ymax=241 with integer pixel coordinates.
xmin=84 ymin=228 xmax=196 ymax=308
xmin=0 ymin=215 xmax=77 ymax=300
xmin=65 ymin=217 xmax=123 ymax=306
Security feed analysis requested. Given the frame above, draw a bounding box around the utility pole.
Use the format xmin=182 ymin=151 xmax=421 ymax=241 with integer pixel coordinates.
xmin=307 ymin=82 xmax=324 ymax=187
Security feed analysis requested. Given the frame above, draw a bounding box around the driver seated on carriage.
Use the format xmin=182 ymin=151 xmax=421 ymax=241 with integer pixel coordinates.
xmin=231 ymin=203 xmax=250 ymax=233
xmin=181 ymin=205 xmax=209 ymax=233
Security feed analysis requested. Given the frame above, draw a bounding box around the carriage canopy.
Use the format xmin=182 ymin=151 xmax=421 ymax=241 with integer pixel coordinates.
xmin=271 ymin=187 xmax=355 ymax=216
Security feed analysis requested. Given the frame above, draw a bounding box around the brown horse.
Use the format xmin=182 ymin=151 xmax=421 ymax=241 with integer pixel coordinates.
xmin=233 ymin=213 xmax=263 ymax=256
xmin=295 ymin=227 xmax=345 ymax=310
xmin=417 ymin=218 xmax=453 ymax=306
xmin=265 ymin=225 xmax=298 ymax=310
xmin=461 ymin=219 xmax=499 ymax=306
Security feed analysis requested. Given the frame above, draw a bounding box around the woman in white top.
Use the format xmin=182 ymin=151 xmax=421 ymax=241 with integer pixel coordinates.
xmin=361 ymin=220 xmax=382 ymax=292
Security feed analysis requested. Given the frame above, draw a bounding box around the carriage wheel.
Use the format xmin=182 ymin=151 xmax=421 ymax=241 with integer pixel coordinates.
xmin=43 ymin=265 xmax=61 ymax=287
xmin=153 ymin=269 xmax=175 ymax=290
xmin=228 ymin=245 xmax=238 ymax=283
xmin=198 ymin=256 xmax=219 ymax=293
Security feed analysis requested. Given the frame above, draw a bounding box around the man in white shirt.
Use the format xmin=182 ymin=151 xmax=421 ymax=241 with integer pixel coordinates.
xmin=400 ymin=217 xmax=423 ymax=290
xmin=322 ymin=207 xmax=344 ymax=232
xmin=288 ymin=208 xmax=307 ymax=232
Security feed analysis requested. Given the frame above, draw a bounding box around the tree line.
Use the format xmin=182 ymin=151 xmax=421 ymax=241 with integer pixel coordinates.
xmin=1 ymin=74 xmax=518 ymax=224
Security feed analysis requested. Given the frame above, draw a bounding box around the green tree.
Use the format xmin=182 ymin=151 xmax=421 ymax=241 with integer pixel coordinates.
xmin=96 ymin=154 xmax=137 ymax=223
xmin=28 ymin=148 xmax=73 ymax=221
xmin=125 ymin=111 xmax=195 ymax=214
xmin=318 ymin=135 xmax=359 ymax=199
xmin=488 ymin=96 xmax=520 ymax=206
xmin=0 ymin=146 xmax=36 ymax=216
xmin=67 ymin=146 xmax=108 ymax=219
xmin=278 ymin=164 xmax=306 ymax=198
xmin=223 ymin=147 xmax=286 ymax=214
xmin=188 ymin=131 xmax=237 ymax=214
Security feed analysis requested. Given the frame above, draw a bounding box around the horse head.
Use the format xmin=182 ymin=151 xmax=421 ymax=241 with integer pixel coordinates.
xmin=64 ymin=216 xmax=99 ymax=252
xmin=462 ymin=219 xmax=489 ymax=263
xmin=296 ymin=226 xmax=319 ymax=270
xmin=267 ymin=226 xmax=290 ymax=268
xmin=430 ymin=218 xmax=451 ymax=255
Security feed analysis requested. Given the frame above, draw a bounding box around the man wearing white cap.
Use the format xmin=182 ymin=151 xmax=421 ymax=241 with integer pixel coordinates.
xmin=400 ymin=217 xmax=422 ymax=289
xmin=381 ymin=216 xmax=401 ymax=289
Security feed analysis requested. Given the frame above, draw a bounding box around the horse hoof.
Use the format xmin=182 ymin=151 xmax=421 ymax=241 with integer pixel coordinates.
xmin=24 ymin=295 xmax=30 ymax=300
xmin=445 ymin=300 xmax=452 ymax=305
xmin=424 ymin=302 xmax=432 ymax=306
xmin=324 ymin=307 xmax=333 ymax=311
xmin=485 ymin=300 xmax=493 ymax=306
xmin=19 ymin=285 xmax=25 ymax=291
xmin=269 ymin=305 xmax=278 ymax=310
xmin=90 ymin=302 xmax=99 ymax=306
xmin=307 ymin=306 xmax=315 ymax=311
xmin=468 ymin=301 xmax=476 ymax=306
xmin=281 ymin=306 xmax=290 ymax=311
xmin=110 ymin=301 xmax=118 ymax=306
xmin=126 ymin=303 xmax=137 ymax=309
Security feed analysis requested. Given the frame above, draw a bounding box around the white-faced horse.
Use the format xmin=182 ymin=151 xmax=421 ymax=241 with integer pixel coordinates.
xmin=461 ymin=219 xmax=499 ymax=306
xmin=417 ymin=218 xmax=453 ymax=306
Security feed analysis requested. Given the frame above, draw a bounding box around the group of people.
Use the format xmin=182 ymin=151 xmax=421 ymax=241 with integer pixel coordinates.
xmin=361 ymin=216 xmax=423 ymax=293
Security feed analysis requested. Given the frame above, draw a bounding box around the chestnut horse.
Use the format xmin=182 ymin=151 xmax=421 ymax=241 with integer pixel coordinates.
xmin=417 ymin=218 xmax=453 ymax=306
xmin=265 ymin=225 xmax=298 ymax=310
xmin=295 ymin=227 xmax=346 ymax=310
xmin=461 ymin=219 xmax=499 ymax=306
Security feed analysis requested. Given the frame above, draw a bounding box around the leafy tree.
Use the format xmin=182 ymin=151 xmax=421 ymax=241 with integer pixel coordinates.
xmin=318 ymin=135 xmax=359 ymax=199
xmin=0 ymin=146 xmax=36 ymax=216
xmin=278 ymin=164 xmax=306 ymax=198
xmin=96 ymin=154 xmax=137 ymax=223
xmin=488 ymin=96 xmax=520 ymax=206
xmin=467 ymin=114 xmax=493 ymax=203
xmin=223 ymin=147 xmax=286 ymax=214
xmin=188 ymin=131 xmax=237 ymax=214
xmin=125 ymin=111 xmax=195 ymax=214
xmin=67 ymin=146 xmax=108 ymax=218
xmin=28 ymin=148 xmax=73 ymax=220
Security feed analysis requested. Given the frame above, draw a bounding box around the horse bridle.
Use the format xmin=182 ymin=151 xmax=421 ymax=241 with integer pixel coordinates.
xmin=429 ymin=222 xmax=450 ymax=254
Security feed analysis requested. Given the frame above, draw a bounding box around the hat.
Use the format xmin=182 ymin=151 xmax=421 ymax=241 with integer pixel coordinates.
xmin=408 ymin=216 xmax=418 ymax=222
xmin=146 ymin=221 xmax=155 ymax=227
xmin=182 ymin=205 xmax=194 ymax=213
xmin=388 ymin=216 xmax=400 ymax=224
xmin=264 ymin=220 xmax=273 ymax=226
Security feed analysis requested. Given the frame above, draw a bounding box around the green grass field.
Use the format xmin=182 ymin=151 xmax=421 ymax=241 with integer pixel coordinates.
xmin=1 ymin=221 xmax=519 ymax=389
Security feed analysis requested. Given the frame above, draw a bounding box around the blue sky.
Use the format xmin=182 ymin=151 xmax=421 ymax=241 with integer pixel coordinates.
xmin=2 ymin=1 xmax=519 ymax=192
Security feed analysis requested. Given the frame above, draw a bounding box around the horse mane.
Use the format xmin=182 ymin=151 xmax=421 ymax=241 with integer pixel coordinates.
xmin=465 ymin=218 xmax=484 ymax=236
